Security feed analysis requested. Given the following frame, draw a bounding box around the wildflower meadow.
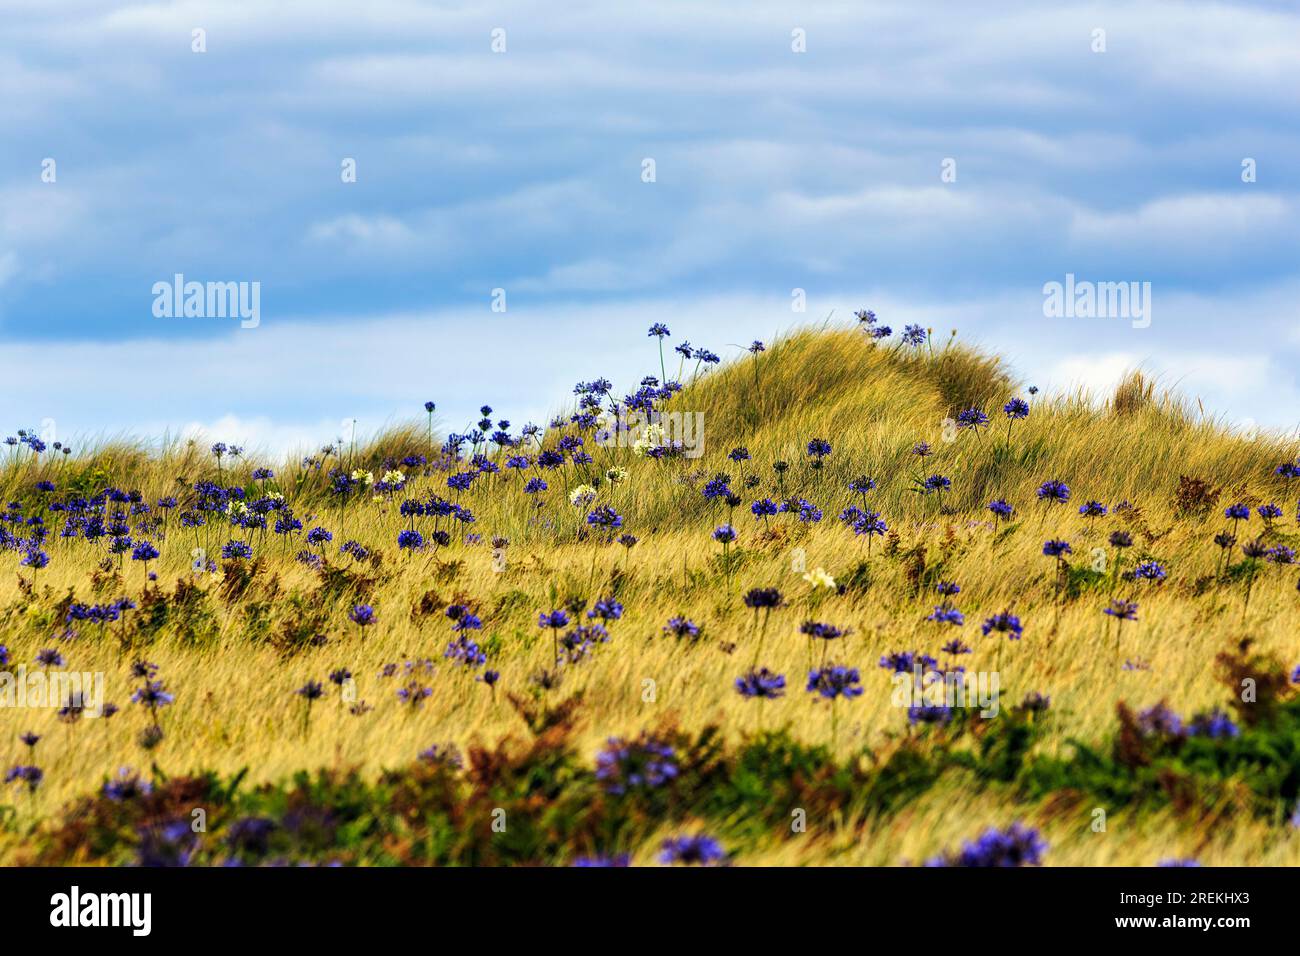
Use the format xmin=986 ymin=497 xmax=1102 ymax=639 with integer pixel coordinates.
xmin=3 ymin=321 xmax=1298 ymax=868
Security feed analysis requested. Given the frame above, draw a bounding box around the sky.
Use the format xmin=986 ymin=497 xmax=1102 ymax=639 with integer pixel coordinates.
xmin=1 ymin=0 xmax=1298 ymax=456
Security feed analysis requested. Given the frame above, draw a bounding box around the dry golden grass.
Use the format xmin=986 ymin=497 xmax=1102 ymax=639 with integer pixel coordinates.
xmin=1 ymin=325 xmax=1297 ymax=864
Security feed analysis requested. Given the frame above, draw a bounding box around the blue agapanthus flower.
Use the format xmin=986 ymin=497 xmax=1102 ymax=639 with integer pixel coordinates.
xmin=586 ymin=505 xmax=623 ymax=530
xmin=735 ymin=668 xmax=786 ymax=699
xmin=571 ymin=853 xmax=631 ymax=867
xmin=444 ymin=636 xmax=487 ymax=668
xmin=35 ymin=648 xmax=64 ymax=668
xmin=1132 ymin=560 xmax=1167 ymax=582
xmin=1036 ymin=480 xmax=1070 ymax=504
xmin=588 ymin=597 xmax=624 ymax=621
xmin=1136 ymin=703 xmax=1183 ymax=738
xmin=927 ymin=606 xmax=965 ymax=626
xmin=1103 ymin=599 xmax=1138 ymax=621
xmin=1187 ymin=709 xmax=1239 ymax=739
xmin=663 ymin=616 xmax=701 ymax=639
xmin=806 ymin=438 xmax=832 ymax=459
xmin=795 ymin=499 xmax=823 ymax=523
xmin=926 ymin=823 xmax=1046 ymax=867
xmin=987 ymin=498 xmax=1014 ymax=519
xmin=981 ymin=612 xmax=1023 ymax=639
xmin=922 ymin=474 xmax=950 ymax=493
xmin=853 ymin=511 xmax=887 ymax=537
xmin=879 ymin=651 xmax=938 ymax=673
xmin=743 ymin=587 xmax=783 ymax=609
xmin=595 ymin=733 xmax=678 ymax=795
xmin=131 ymin=541 xmax=160 ymax=563
xmin=806 ymin=666 xmax=863 ymax=699
xmin=537 ymin=609 xmax=569 ymax=629
xmin=909 ymin=704 xmax=953 ymax=725
xmin=901 ymin=324 xmax=927 ymax=347
xmin=956 ymin=408 xmax=988 ymax=431
xmin=800 ymin=621 xmax=849 ymax=641
xmin=221 ymin=540 xmax=253 ymax=560
xmin=659 ymin=834 xmax=727 ymax=866
xmin=1003 ymin=398 xmax=1029 ymax=419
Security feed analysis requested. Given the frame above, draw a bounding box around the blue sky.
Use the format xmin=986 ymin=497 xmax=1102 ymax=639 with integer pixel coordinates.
xmin=1 ymin=0 xmax=1298 ymax=455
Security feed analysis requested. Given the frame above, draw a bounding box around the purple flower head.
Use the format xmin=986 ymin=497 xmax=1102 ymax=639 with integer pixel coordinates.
xmin=878 ymin=651 xmax=938 ymax=674
xmin=806 ymin=666 xmax=863 ymax=700
xmin=35 ymin=648 xmax=64 ymax=668
xmin=743 ymin=587 xmax=783 ymax=610
xmin=659 ymin=834 xmax=727 ymax=866
xmin=572 ymin=853 xmax=631 ymax=867
xmin=800 ymin=621 xmax=849 ymax=641
xmin=1188 ymin=709 xmax=1239 ymax=739
xmin=595 ymin=732 xmax=678 ymax=795
xmin=735 ymin=668 xmax=786 ymax=699
xmin=1136 ymin=703 xmax=1183 ymax=739
xmin=537 ymin=609 xmax=569 ymax=629
xmin=1036 ymin=480 xmax=1070 ymax=504
xmin=981 ymin=612 xmax=1023 ymax=639
xmin=1103 ymin=599 xmax=1138 ymax=621
xmin=1132 ymin=561 xmax=1167 ymax=582
xmin=956 ymin=408 xmax=988 ymax=431
xmin=588 ymin=597 xmax=624 ymax=621
xmin=927 ymin=823 xmax=1046 ymax=867
xmin=1042 ymin=539 xmax=1072 ymax=558
xmin=663 ymin=616 xmax=701 ymax=639
xmin=5 ymin=765 xmax=43 ymax=792
xmin=806 ymin=438 xmax=832 ymax=459
xmin=927 ymin=606 xmax=965 ymax=626
xmin=221 ymin=540 xmax=253 ymax=560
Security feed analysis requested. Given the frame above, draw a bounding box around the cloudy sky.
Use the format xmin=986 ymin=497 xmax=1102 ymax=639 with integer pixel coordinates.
xmin=1 ymin=0 xmax=1297 ymax=455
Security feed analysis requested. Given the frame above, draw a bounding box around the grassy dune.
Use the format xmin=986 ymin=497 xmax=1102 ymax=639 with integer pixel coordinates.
xmin=2 ymin=324 xmax=1298 ymax=866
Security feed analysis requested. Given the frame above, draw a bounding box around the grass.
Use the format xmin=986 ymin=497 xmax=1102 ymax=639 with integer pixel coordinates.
xmin=1 ymin=323 xmax=1298 ymax=866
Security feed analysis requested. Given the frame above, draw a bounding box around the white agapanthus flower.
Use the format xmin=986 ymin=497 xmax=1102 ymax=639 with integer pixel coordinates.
xmin=802 ymin=567 xmax=836 ymax=590
xmin=569 ymin=484 xmax=598 ymax=507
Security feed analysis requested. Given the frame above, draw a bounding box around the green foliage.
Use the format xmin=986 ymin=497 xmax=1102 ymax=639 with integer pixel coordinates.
xmin=19 ymin=680 xmax=1300 ymax=865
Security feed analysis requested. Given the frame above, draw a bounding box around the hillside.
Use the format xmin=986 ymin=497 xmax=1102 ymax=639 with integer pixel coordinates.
xmin=1 ymin=321 xmax=1298 ymax=867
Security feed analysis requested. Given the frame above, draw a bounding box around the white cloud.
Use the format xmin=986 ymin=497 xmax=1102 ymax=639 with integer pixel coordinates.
xmin=1068 ymin=193 xmax=1294 ymax=247
xmin=307 ymin=214 xmax=415 ymax=246
xmin=169 ymin=414 xmax=348 ymax=461
xmin=4 ymin=280 xmax=1300 ymax=459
